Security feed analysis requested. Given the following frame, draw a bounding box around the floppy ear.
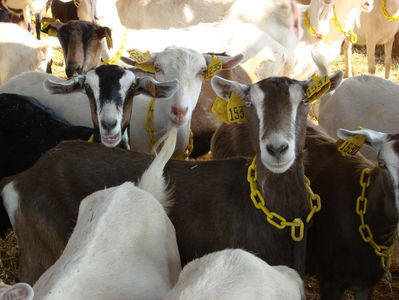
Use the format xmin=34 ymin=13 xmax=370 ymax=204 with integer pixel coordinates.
xmin=0 ymin=282 xmax=34 ymax=300
xmin=337 ymin=128 xmax=388 ymax=152
xmin=135 ymin=77 xmax=179 ymax=100
xmin=122 ymin=50 xmax=157 ymax=73
xmin=211 ymin=76 xmax=249 ymax=102
xmin=204 ymin=53 xmax=244 ymax=70
xmin=41 ymin=20 xmax=64 ymax=36
xmin=328 ymin=70 xmax=344 ymax=92
xmin=92 ymin=26 xmax=113 ymax=49
xmin=44 ymin=75 xmax=86 ymax=94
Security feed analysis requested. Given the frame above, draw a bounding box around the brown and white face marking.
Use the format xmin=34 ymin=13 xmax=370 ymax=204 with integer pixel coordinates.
xmin=338 ymin=128 xmax=399 ymax=230
xmin=45 ymin=20 xmax=111 ymax=78
xmin=211 ymin=71 xmax=343 ymax=173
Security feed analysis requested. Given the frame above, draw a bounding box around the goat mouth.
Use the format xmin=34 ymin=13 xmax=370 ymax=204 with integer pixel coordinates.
xmin=102 ymin=133 xmax=120 ymax=145
xmin=263 ymin=158 xmax=294 ymax=174
xmin=361 ymin=4 xmax=373 ymax=12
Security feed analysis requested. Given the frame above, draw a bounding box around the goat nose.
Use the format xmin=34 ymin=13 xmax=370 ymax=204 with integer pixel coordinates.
xmin=66 ymin=64 xmax=82 ymax=78
xmin=172 ymin=106 xmax=188 ymax=118
xmin=266 ymin=143 xmax=289 ymax=157
xmin=101 ymin=119 xmax=117 ymax=131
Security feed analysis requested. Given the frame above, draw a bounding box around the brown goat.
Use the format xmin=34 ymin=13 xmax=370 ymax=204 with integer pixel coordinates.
xmin=2 ymin=74 xmax=315 ymax=284
xmin=211 ymin=111 xmax=398 ymax=298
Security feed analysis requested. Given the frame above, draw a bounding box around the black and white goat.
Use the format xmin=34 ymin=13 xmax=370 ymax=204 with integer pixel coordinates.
xmin=0 ymin=72 xmax=327 ymax=284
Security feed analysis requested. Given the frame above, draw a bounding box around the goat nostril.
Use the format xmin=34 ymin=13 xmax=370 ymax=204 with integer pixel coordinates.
xmin=101 ymin=120 xmax=117 ymax=131
xmin=172 ymin=106 xmax=188 ymax=118
xmin=266 ymin=143 xmax=289 ymax=156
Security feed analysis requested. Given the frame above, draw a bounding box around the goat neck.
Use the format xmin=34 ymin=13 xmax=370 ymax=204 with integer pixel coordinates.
xmin=303 ymin=0 xmax=334 ymax=40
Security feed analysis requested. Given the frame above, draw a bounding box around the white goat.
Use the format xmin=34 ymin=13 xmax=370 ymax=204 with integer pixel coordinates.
xmin=0 ymin=281 xmax=33 ymax=300
xmin=78 ymin=0 xmax=299 ymax=52
xmin=318 ymin=74 xmax=399 ymax=160
xmin=33 ymin=127 xmax=181 ymax=300
xmin=289 ymin=0 xmax=374 ymax=79
xmin=0 ymin=0 xmax=47 ymax=32
xmin=0 ymin=23 xmax=58 ymax=85
xmin=164 ymin=249 xmax=305 ymax=300
xmin=344 ymin=0 xmax=399 ymax=78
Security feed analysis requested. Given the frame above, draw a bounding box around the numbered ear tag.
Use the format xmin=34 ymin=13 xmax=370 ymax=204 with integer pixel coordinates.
xmin=336 ymin=134 xmax=365 ymax=157
xmin=211 ymin=97 xmax=230 ymax=124
xmin=105 ymin=30 xmax=113 ymax=49
xmin=306 ymin=74 xmax=331 ymax=103
xmin=127 ymin=49 xmax=155 ymax=73
xmin=205 ymin=55 xmax=223 ymax=81
xmin=227 ymin=91 xmax=246 ymax=124
xmin=47 ymin=28 xmax=58 ymax=37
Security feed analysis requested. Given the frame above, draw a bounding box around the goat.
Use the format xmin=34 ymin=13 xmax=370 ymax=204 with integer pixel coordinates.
xmin=164 ymin=248 xmax=305 ymax=300
xmin=0 ymin=0 xmax=47 ymax=39
xmin=304 ymin=123 xmax=398 ymax=299
xmin=44 ymin=64 xmax=179 ymax=149
xmin=50 ymin=0 xmax=78 ymax=23
xmin=1 ymin=72 xmax=320 ymax=284
xmin=32 ymin=127 xmax=181 ymax=300
xmin=78 ymin=0 xmax=299 ymax=53
xmin=0 ymin=92 xmax=94 ymax=237
xmin=289 ymin=0 xmax=374 ymax=80
xmin=0 ymin=23 xmax=58 ymax=85
xmin=0 ymin=280 xmax=33 ymax=300
xmin=318 ymin=74 xmax=399 ymax=161
xmin=344 ymin=0 xmax=399 ymax=79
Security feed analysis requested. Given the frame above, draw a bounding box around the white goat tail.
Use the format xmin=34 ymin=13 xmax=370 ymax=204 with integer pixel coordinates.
xmin=138 ymin=126 xmax=178 ymax=210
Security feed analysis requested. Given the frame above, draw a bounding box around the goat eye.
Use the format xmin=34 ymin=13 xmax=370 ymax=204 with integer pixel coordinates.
xmin=198 ymin=68 xmax=207 ymax=77
xmin=155 ymin=65 xmax=163 ymax=74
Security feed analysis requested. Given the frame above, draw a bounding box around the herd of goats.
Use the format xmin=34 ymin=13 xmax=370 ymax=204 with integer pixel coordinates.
xmin=0 ymin=0 xmax=399 ymax=299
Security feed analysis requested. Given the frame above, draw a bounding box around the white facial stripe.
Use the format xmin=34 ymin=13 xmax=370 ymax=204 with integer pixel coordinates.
xmin=85 ymin=70 xmax=101 ymax=110
xmin=118 ymin=70 xmax=136 ymax=101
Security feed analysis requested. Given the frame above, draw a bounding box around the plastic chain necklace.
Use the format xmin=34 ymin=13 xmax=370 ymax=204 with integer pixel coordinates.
xmin=381 ymin=0 xmax=399 ymax=21
xmin=303 ymin=10 xmax=331 ymax=44
xmin=101 ymin=31 xmax=127 ymax=65
xmin=146 ymin=98 xmax=193 ymax=159
xmin=73 ymin=0 xmax=80 ymax=8
xmin=332 ymin=4 xmax=357 ymax=43
xmin=356 ymin=167 xmax=397 ymax=271
xmin=247 ymin=157 xmax=321 ymax=242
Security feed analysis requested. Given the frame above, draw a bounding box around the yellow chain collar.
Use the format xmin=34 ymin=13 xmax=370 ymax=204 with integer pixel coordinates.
xmin=145 ymin=98 xmax=194 ymax=159
xmin=381 ymin=0 xmax=399 ymax=21
xmin=332 ymin=4 xmax=357 ymax=43
xmin=101 ymin=31 xmax=127 ymax=65
xmin=303 ymin=10 xmax=331 ymax=44
xmin=247 ymin=157 xmax=321 ymax=242
xmin=73 ymin=0 xmax=80 ymax=8
xmin=87 ymin=134 xmax=94 ymax=143
xmin=357 ymin=167 xmax=397 ymax=271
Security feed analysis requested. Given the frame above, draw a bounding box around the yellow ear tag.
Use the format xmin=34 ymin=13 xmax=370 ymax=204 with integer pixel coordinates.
xmin=336 ymin=134 xmax=365 ymax=157
xmin=226 ymin=91 xmax=246 ymax=124
xmin=127 ymin=49 xmax=155 ymax=73
xmin=47 ymin=28 xmax=58 ymax=37
xmin=211 ymin=97 xmax=230 ymax=124
xmin=105 ymin=31 xmax=113 ymax=49
xmin=88 ymin=134 xmax=94 ymax=143
xmin=306 ymin=74 xmax=331 ymax=103
xmin=211 ymin=91 xmax=246 ymax=124
xmin=205 ymin=55 xmax=223 ymax=81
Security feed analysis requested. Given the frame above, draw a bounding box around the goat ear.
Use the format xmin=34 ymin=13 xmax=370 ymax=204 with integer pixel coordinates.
xmin=211 ymin=76 xmax=249 ymax=101
xmin=204 ymin=53 xmax=244 ymax=70
xmin=93 ymin=27 xmax=113 ymax=49
xmin=44 ymin=76 xmax=86 ymax=94
xmin=135 ymin=77 xmax=178 ymax=100
xmin=41 ymin=20 xmax=64 ymax=36
xmin=328 ymin=70 xmax=344 ymax=92
xmin=337 ymin=128 xmax=387 ymax=151
xmin=0 ymin=282 xmax=34 ymax=300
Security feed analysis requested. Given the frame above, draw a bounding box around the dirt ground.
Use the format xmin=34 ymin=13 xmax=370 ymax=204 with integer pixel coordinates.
xmin=1 ymin=39 xmax=399 ymax=299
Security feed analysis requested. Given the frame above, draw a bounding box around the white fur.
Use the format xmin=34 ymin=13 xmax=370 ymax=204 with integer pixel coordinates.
xmin=33 ymin=127 xmax=181 ymax=300
xmin=0 ymin=281 xmax=34 ymax=300
xmin=0 ymin=23 xmax=58 ymax=85
xmin=1 ymin=182 xmax=20 ymax=229
xmin=344 ymin=0 xmax=399 ymax=78
xmin=1 ymin=0 xmax=47 ymax=30
xmin=164 ymin=249 xmax=305 ymax=300
xmin=318 ymin=74 xmax=399 ymax=160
